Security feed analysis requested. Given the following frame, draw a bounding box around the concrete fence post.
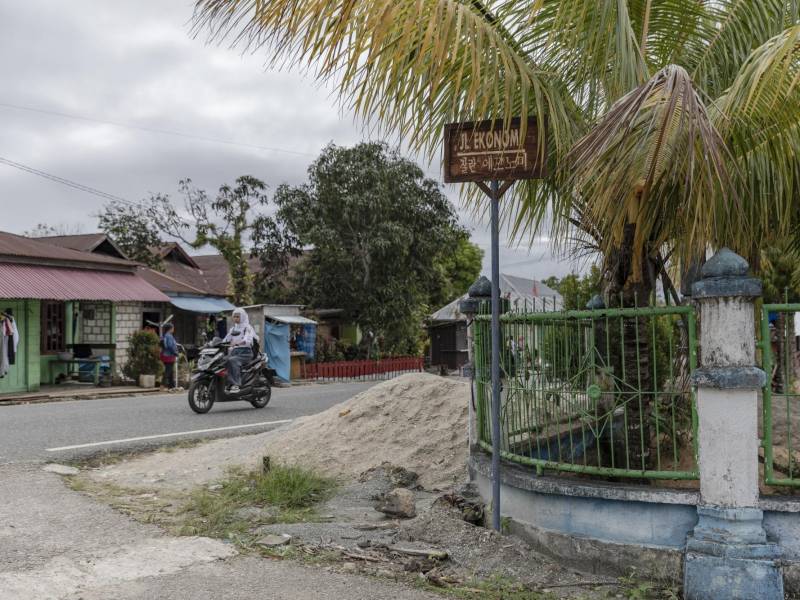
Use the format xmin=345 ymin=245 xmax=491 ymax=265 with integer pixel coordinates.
xmin=684 ymin=248 xmax=783 ymax=600
xmin=459 ymin=276 xmax=492 ymax=450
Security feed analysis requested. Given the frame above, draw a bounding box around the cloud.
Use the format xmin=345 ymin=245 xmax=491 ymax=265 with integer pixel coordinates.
xmin=0 ymin=0 xmax=582 ymax=280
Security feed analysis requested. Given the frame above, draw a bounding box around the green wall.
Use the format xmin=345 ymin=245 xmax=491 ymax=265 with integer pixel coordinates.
xmin=0 ymin=300 xmax=40 ymax=394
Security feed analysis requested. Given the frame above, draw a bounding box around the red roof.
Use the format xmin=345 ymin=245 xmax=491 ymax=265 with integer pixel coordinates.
xmin=0 ymin=263 xmax=170 ymax=302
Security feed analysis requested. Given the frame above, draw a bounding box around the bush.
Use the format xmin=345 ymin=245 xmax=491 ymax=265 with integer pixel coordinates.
xmin=123 ymin=330 xmax=164 ymax=381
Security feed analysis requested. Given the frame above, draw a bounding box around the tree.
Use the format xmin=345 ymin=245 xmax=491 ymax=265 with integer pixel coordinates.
xmin=97 ymin=202 xmax=163 ymax=268
xmin=98 ymin=177 xmax=299 ymax=305
xmin=543 ymin=266 xmax=602 ymax=311
xmin=276 ymin=142 xmax=468 ymax=354
xmin=148 ymin=176 xmax=298 ymax=306
xmin=23 ymin=222 xmax=85 ymax=238
xmin=429 ymin=235 xmax=484 ymax=309
xmin=193 ymin=1 xmax=800 ymax=301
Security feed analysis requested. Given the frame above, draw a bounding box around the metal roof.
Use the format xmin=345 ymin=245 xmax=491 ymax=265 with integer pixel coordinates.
xmin=168 ymin=295 xmax=236 ymax=313
xmin=0 ymin=231 xmax=133 ymax=268
xmin=137 ymin=266 xmax=208 ymax=295
xmin=268 ymin=315 xmax=317 ymax=325
xmin=0 ymin=263 xmax=170 ymax=301
xmin=429 ymin=274 xmax=563 ymax=322
xmin=39 ymin=233 xmax=129 ymax=260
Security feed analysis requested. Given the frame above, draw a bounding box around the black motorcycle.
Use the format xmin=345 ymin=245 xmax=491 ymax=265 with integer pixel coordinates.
xmin=188 ymin=338 xmax=275 ymax=414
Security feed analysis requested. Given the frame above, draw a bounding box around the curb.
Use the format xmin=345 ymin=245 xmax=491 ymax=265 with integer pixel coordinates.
xmin=0 ymin=388 xmax=168 ymax=407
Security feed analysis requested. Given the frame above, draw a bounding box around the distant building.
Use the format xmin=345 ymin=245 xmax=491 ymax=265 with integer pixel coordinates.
xmin=427 ymin=274 xmax=562 ymax=371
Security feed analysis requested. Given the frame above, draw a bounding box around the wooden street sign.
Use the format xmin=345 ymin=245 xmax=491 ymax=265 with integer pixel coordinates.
xmin=443 ymin=117 xmax=545 ymax=184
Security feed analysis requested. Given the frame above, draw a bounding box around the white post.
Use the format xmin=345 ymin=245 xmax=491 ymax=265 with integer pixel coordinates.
xmin=684 ymin=248 xmax=783 ymax=600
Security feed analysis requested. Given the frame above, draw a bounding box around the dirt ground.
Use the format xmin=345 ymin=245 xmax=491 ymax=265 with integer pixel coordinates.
xmin=72 ymin=374 xmax=683 ymax=598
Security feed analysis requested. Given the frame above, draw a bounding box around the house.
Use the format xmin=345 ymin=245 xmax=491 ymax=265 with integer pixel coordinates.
xmin=427 ymin=274 xmax=563 ymax=371
xmin=43 ymin=236 xmax=235 ymax=352
xmin=0 ymin=231 xmax=170 ymax=394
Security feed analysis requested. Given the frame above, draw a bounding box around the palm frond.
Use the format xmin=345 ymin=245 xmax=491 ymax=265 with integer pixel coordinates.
xmin=713 ymin=24 xmax=800 ymax=253
xmin=193 ymin=0 xmax=575 ymax=157
xmin=685 ymin=0 xmax=796 ymax=98
xmin=496 ymin=0 xmax=648 ymax=114
xmin=626 ymin=0 xmax=707 ymax=70
xmin=564 ymin=65 xmax=741 ymax=271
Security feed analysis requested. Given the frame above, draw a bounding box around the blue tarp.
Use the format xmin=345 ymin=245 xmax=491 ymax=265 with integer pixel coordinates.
xmin=168 ymin=295 xmax=235 ymax=313
xmin=264 ymin=322 xmax=290 ymax=382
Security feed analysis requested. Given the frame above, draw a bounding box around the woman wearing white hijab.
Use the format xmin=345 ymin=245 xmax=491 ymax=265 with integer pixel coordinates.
xmin=223 ymin=307 xmax=255 ymax=392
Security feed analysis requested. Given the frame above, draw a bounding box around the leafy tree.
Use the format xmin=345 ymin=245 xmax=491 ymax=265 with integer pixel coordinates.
xmin=98 ymin=178 xmax=299 ymax=305
xmin=276 ymin=142 xmax=468 ymax=354
xmin=429 ymin=236 xmax=484 ymax=309
xmin=543 ymin=266 xmax=602 ymax=311
xmin=97 ymin=202 xmax=164 ymax=269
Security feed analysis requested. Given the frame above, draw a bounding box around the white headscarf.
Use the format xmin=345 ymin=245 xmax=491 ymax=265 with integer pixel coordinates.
xmin=232 ymin=307 xmax=250 ymax=327
xmin=226 ymin=307 xmax=255 ymax=347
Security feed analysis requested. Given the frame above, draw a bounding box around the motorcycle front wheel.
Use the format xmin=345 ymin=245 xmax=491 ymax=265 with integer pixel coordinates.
xmin=188 ymin=379 xmax=215 ymax=414
xmin=250 ymin=378 xmax=271 ymax=409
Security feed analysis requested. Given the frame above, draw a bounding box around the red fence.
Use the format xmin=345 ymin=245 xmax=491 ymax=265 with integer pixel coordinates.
xmin=303 ymin=356 xmax=424 ymax=381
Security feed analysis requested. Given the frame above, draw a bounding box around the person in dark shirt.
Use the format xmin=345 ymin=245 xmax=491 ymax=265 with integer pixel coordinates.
xmin=160 ymin=323 xmax=179 ymax=390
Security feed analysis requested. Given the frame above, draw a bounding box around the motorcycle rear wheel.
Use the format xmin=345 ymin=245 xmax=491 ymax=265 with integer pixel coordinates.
xmin=188 ymin=380 xmax=215 ymax=414
xmin=250 ymin=379 xmax=271 ymax=409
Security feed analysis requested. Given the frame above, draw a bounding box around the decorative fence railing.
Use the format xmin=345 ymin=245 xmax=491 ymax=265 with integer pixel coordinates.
xmin=473 ymin=302 xmax=699 ymax=480
xmin=303 ymin=356 xmax=424 ymax=381
xmin=760 ymin=302 xmax=800 ymax=487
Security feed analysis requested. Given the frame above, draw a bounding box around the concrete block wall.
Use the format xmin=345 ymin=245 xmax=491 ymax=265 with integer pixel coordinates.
xmin=79 ymin=302 xmax=112 ymax=344
xmin=115 ymin=302 xmax=143 ymax=379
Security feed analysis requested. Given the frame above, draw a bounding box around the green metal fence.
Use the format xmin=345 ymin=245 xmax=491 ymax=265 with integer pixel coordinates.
xmin=473 ymin=301 xmax=699 ymax=480
xmin=760 ymin=302 xmax=800 ymax=487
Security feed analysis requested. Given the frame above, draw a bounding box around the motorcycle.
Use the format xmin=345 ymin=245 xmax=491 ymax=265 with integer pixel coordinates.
xmin=188 ymin=337 xmax=275 ymax=414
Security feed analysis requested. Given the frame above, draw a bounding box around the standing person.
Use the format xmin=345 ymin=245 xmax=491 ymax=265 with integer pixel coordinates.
xmin=160 ymin=323 xmax=179 ymax=391
xmin=223 ymin=308 xmax=255 ymax=393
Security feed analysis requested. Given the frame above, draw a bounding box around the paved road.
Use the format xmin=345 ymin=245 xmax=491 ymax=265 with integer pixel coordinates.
xmin=0 ymin=382 xmax=375 ymax=464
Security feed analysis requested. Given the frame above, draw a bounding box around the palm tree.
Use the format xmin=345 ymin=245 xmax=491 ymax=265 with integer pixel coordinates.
xmin=193 ymin=1 xmax=800 ymax=290
xmin=193 ymin=1 xmax=800 ymax=467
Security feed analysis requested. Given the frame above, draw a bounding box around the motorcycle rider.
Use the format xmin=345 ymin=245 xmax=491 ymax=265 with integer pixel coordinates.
xmin=223 ymin=307 xmax=255 ymax=393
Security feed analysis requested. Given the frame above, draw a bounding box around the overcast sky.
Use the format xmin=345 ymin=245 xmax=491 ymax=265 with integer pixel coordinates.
xmin=0 ymin=1 xmax=584 ymax=280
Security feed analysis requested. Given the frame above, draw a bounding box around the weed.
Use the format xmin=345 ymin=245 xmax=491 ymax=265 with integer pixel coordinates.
xmin=178 ymin=464 xmax=336 ymax=539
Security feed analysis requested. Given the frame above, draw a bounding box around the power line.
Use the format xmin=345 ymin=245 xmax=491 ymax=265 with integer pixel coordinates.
xmin=0 ymin=101 xmax=316 ymax=157
xmin=0 ymin=155 xmax=138 ymax=206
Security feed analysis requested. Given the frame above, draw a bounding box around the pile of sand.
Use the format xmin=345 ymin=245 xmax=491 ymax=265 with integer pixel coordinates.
xmin=90 ymin=374 xmax=470 ymax=493
xmin=261 ymin=374 xmax=469 ymax=489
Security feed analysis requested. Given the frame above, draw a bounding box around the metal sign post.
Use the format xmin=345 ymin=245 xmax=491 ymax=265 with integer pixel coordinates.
xmin=443 ymin=117 xmax=546 ymax=532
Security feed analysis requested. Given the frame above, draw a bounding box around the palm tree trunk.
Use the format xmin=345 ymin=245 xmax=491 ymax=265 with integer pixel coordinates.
xmin=604 ymin=224 xmax=657 ymax=471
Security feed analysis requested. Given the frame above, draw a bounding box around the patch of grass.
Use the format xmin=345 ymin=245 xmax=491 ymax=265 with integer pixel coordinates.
xmin=178 ymin=464 xmax=336 ymax=539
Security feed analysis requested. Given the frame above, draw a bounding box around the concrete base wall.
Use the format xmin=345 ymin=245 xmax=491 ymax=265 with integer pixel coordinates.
xmin=469 ymin=451 xmax=800 ymax=591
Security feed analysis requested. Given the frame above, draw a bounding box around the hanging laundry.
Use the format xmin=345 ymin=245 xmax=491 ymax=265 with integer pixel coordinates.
xmin=5 ymin=316 xmax=18 ymax=365
xmin=0 ymin=316 xmax=8 ymax=378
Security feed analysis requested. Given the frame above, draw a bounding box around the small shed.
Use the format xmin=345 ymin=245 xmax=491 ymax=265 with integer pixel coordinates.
xmin=428 ymin=274 xmax=563 ymax=371
xmin=242 ymin=304 xmax=317 ymax=382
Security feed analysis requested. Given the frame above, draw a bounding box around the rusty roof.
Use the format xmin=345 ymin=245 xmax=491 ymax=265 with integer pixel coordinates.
xmin=136 ymin=266 xmax=208 ymax=296
xmin=0 ymin=231 xmax=133 ymax=269
xmin=0 ymin=263 xmax=169 ymax=301
xmin=38 ymin=233 xmax=129 ymax=259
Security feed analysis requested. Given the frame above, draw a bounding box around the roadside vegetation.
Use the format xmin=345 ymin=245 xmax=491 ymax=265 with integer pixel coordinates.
xmin=178 ymin=464 xmax=336 ymax=539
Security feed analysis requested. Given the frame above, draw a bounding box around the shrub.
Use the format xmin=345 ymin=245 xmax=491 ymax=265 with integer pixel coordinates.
xmin=123 ymin=330 xmax=163 ymax=381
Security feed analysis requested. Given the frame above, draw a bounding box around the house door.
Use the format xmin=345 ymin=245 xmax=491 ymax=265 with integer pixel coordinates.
xmin=0 ymin=300 xmax=29 ymax=394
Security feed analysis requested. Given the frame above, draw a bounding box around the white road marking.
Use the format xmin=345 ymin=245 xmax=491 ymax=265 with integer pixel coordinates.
xmin=45 ymin=419 xmax=293 ymax=452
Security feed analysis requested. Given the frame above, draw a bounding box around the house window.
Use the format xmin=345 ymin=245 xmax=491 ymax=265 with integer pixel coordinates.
xmin=41 ymin=301 xmax=66 ymax=354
